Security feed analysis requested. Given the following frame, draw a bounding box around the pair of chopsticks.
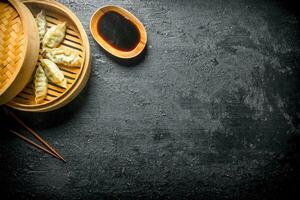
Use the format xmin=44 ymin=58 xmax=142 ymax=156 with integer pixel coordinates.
xmin=4 ymin=107 xmax=66 ymax=162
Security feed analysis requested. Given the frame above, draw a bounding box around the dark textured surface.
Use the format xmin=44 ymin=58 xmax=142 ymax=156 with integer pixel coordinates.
xmin=0 ymin=0 xmax=300 ymax=199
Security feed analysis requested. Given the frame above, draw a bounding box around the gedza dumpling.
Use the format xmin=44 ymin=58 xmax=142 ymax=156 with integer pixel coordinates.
xmin=42 ymin=22 xmax=66 ymax=48
xmin=43 ymin=46 xmax=82 ymax=67
xmin=34 ymin=65 xmax=48 ymax=104
xmin=40 ymin=59 xmax=67 ymax=88
xmin=35 ymin=10 xmax=47 ymax=41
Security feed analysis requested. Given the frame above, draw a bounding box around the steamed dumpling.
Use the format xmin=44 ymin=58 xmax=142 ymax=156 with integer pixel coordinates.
xmin=42 ymin=22 xmax=66 ymax=48
xmin=40 ymin=59 xmax=67 ymax=88
xmin=35 ymin=10 xmax=47 ymax=41
xmin=43 ymin=46 xmax=82 ymax=67
xmin=34 ymin=65 xmax=48 ymax=103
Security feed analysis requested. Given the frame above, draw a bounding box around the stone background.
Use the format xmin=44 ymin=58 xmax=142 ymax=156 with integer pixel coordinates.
xmin=0 ymin=0 xmax=299 ymax=199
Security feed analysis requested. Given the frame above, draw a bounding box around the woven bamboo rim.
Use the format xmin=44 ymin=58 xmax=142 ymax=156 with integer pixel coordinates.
xmin=0 ymin=0 xmax=40 ymax=105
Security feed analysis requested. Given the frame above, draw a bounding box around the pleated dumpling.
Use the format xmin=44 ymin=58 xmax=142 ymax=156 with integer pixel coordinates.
xmin=43 ymin=46 xmax=82 ymax=67
xmin=34 ymin=65 xmax=48 ymax=104
xmin=40 ymin=59 xmax=67 ymax=88
xmin=35 ymin=10 xmax=47 ymax=41
xmin=42 ymin=22 xmax=66 ymax=48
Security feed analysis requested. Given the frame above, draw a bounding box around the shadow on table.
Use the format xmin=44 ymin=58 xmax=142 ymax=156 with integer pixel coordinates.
xmin=2 ymin=77 xmax=92 ymax=130
xmin=96 ymin=44 xmax=148 ymax=67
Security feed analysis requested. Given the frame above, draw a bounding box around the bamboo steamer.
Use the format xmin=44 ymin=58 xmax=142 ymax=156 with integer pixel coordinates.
xmin=0 ymin=0 xmax=40 ymax=105
xmin=0 ymin=0 xmax=91 ymax=112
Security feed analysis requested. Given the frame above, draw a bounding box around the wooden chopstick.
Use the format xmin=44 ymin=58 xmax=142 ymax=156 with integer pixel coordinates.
xmin=4 ymin=108 xmax=66 ymax=162
xmin=8 ymin=129 xmax=61 ymax=160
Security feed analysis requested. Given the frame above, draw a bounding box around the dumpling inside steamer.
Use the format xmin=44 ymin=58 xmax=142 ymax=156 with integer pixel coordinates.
xmin=35 ymin=10 xmax=47 ymax=41
xmin=34 ymin=65 xmax=48 ymax=103
xmin=43 ymin=46 xmax=82 ymax=67
xmin=40 ymin=59 xmax=67 ymax=89
xmin=42 ymin=22 xmax=66 ymax=48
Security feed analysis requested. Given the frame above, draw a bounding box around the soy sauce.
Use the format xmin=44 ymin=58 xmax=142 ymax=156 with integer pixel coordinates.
xmin=97 ymin=11 xmax=140 ymax=52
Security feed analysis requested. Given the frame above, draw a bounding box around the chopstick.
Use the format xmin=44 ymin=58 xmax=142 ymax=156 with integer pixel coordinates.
xmin=4 ymin=107 xmax=66 ymax=162
xmin=8 ymin=129 xmax=61 ymax=160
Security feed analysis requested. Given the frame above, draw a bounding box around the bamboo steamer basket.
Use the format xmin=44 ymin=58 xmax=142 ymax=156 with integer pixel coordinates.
xmin=0 ymin=0 xmax=40 ymax=105
xmin=0 ymin=0 xmax=91 ymax=112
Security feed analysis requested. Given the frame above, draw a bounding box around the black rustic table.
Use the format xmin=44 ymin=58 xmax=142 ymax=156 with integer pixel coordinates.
xmin=0 ymin=0 xmax=299 ymax=199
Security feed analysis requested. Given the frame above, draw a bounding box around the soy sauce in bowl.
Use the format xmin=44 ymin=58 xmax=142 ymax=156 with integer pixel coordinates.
xmin=90 ymin=5 xmax=147 ymax=59
xmin=97 ymin=11 xmax=140 ymax=52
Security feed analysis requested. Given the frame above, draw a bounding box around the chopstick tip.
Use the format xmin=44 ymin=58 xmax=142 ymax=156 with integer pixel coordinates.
xmin=61 ymin=157 xmax=67 ymax=163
